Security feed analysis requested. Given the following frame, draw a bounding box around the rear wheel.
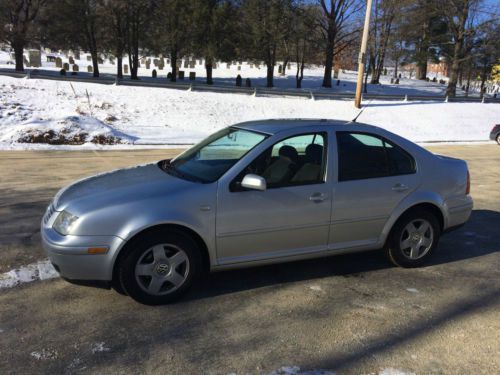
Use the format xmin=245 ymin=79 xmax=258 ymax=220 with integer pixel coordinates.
xmin=385 ymin=209 xmax=440 ymax=267
xmin=117 ymin=230 xmax=201 ymax=305
xmin=496 ymin=134 xmax=500 ymax=145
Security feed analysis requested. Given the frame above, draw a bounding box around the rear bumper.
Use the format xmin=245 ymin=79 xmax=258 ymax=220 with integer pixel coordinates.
xmin=444 ymin=195 xmax=473 ymax=230
xmin=41 ymin=226 xmax=124 ymax=281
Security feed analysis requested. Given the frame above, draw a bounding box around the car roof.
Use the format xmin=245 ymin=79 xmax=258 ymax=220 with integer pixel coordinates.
xmin=232 ymin=118 xmax=377 ymax=135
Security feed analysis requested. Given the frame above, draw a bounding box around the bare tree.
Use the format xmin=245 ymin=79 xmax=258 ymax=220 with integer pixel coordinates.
xmin=317 ymin=0 xmax=362 ymax=88
xmin=0 ymin=0 xmax=46 ymax=71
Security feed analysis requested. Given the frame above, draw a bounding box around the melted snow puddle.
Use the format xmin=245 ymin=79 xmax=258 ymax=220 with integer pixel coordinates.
xmin=0 ymin=260 xmax=59 ymax=289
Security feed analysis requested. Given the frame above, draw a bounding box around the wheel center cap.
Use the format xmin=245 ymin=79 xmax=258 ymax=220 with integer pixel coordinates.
xmin=411 ymin=233 xmax=421 ymax=242
xmin=155 ymin=263 xmax=170 ymax=275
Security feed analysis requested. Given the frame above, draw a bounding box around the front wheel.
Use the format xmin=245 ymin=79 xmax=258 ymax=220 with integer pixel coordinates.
xmin=385 ymin=209 xmax=440 ymax=268
xmin=117 ymin=230 xmax=202 ymax=305
xmin=496 ymin=134 xmax=500 ymax=145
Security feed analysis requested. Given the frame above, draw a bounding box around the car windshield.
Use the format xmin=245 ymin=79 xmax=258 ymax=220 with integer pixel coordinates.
xmin=163 ymin=127 xmax=268 ymax=183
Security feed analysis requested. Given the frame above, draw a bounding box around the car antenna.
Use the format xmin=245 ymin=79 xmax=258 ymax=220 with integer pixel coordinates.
xmin=351 ymin=98 xmax=374 ymax=122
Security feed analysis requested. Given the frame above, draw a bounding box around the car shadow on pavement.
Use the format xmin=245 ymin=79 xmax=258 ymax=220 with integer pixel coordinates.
xmin=186 ymin=209 xmax=500 ymax=302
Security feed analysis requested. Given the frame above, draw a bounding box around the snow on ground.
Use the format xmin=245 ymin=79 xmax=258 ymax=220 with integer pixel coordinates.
xmin=0 ymin=259 xmax=58 ymax=289
xmin=0 ymin=75 xmax=499 ymax=149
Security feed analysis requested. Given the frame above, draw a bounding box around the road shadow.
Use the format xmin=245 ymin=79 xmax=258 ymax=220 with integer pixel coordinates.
xmin=185 ymin=209 xmax=500 ymax=302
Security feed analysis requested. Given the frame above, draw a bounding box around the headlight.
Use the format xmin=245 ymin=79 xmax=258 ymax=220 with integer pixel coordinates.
xmin=53 ymin=211 xmax=79 ymax=235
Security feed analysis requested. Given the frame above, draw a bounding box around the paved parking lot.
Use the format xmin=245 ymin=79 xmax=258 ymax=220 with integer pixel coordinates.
xmin=0 ymin=145 xmax=499 ymax=374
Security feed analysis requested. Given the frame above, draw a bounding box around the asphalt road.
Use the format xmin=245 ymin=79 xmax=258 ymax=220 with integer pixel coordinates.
xmin=0 ymin=144 xmax=499 ymax=374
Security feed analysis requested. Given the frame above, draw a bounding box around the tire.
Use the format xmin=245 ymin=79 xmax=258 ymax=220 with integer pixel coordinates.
xmin=117 ymin=229 xmax=202 ymax=305
xmin=385 ymin=209 xmax=440 ymax=268
xmin=496 ymin=134 xmax=500 ymax=145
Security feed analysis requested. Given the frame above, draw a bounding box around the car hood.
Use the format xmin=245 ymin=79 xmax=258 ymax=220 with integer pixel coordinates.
xmin=53 ymin=162 xmax=193 ymax=212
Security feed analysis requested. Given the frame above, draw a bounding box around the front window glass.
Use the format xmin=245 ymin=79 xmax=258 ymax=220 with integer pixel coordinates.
xmin=232 ymin=132 xmax=327 ymax=190
xmin=164 ymin=127 xmax=267 ymax=183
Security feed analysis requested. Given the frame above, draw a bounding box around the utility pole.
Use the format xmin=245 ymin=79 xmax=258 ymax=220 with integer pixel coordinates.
xmin=354 ymin=0 xmax=373 ymax=109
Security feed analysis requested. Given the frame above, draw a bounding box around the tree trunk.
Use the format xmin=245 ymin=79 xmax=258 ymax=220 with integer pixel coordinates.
xmin=322 ymin=36 xmax=334 ymax=88
xmin=117 ymin=56 xmax=123 ymax=79
xmin=205 ymin=57 xmax=213 ymax=85
xmin=296 ymin=59 xmax=304 ymax=89
xmin=266 ymin=62 xmax=274 ymax=88
xmin=416 ymin=19 xmax=429 ymax=80
xmin=91 ymin=50 xmax=99 ymax=78
xmin=446 ymin=39 xmax=462 ymax=97
xmin=13 ymin=42 xmax=24 ymax=72
xmin=170 ymin=50 xmax=177 ymax=82
xmin=480 ymin=64 xmax=488 ymax=98
xmin=282 ymin=58 xmax=289 ymax=75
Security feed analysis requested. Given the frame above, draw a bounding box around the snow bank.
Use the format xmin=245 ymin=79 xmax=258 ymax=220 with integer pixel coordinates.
xmin=0 ymin=260 xmax=58 ymax=289
xmin=0 ymin=75 xmax=499 ymax=149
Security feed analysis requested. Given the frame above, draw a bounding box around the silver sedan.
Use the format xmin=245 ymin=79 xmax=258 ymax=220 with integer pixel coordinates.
xmin=41 ymin=119 xmax=473 ymax=304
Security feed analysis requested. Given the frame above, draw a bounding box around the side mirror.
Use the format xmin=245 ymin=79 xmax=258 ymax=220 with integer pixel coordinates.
xmin=241 ymin=174 xmax=267 ymax=191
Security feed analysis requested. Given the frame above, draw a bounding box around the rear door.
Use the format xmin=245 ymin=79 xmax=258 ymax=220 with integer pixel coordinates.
xmin=329 ymin=131 xmax=420 ymax=249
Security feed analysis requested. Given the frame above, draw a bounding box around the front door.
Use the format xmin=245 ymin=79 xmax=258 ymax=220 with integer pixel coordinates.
xmin=216 ymin=132 xmax=332 ymax=264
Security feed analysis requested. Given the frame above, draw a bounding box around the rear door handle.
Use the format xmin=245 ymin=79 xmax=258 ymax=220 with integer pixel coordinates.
xmin=309 ymin=193 xmax=327 ymax=202
xmin=392 ymin=183 xmax=409 ymax=192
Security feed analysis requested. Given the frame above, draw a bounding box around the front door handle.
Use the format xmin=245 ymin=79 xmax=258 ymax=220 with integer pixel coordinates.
xmin=392 ymin=183 xmax=409 ymax=192
xmin=309 ymin=193 xmax=327 ymax=202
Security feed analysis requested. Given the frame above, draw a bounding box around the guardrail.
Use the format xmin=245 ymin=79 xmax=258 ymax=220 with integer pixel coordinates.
xmin=1 ymin=68 xmax=499 ymax=104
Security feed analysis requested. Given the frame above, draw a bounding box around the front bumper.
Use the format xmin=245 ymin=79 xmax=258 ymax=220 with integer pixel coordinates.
xmin=41 ymin=223 xmax=124 ymax=281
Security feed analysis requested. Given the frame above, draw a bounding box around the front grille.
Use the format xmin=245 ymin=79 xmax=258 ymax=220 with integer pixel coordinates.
xmin=43 ymin=203 xmax=55 ymax=225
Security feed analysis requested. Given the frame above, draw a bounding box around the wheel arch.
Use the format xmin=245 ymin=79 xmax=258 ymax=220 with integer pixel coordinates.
xmin=383 ymin=202 xmax=445 ymax=247
xmin=112 ymin=223 xmax=211 ymax=284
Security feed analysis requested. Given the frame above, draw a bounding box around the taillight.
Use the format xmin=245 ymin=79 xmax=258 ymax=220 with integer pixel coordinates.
xmin=466 ymin=170 xmax=470 ymax=195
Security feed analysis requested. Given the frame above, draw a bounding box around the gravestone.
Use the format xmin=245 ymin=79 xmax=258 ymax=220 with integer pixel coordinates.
xmin=124 ymin=64 xmax=129 ymax=74
xmin=167 ymin=72 xmax=172 ymax=79
xmin=287 ymin=63 xmax=291 ymax=70
xmin=383 ymin=68 xmax=387 ymax=75
xmin=72 ymin=64 xmax=79 ymax=72
xmin=166 ymin=58 xmax=170 ymax=64
xmin=189 ymin=72 xmax=196 ymax=80
xmin=153 ymin=59 xmax=159 ymax=67
xmin=432 ymin=77 xmax=437 ymax=82
xmin=336 ymin=79 xmax=340 ymax=86
xmin=69 ymin=56 xmax=74 ymax=65
xmin=390 ymin=78 xmax=394 ymax=84
xmin=226 ymin=63 xmax=231 ymax=69
xmin=333 ymin=69 xmax=339 ymax=79
xmin=55 ymin=57 xmax=63 ymax=68
xmin=398 ymin=73 xmax=402 ymax=78
xmin=278 ymin=65 xmax=282 ymax=74
xmin=87 ymin=55 xmax=92 ymax=61
xmin=250 ymin=63 xmax=254 ymax=68
xmin=395 ymin=78 xmax=400 ymax=84
xmin=109 ymin=57 xmax=115 ymax=65
xmin=183 ymin=60 xmax=188 ymax=68
xmin=237 ymin=66 xmax=241 ymax=71
xmin=60 ymin=69 xmax=66 ymax=76
xmin=87 ymin=65 xmax=93 ymax=73
xmin=97 ymin=57 xmax=104 ymax=64
xmin=199 ymin=59 xmax=203 ymax=65
xmin=178 ymin=70 xmax=185 ymax=79
xmin=141 ymin=58 xmax=146 ymax=64
xmin=63 ymin=62 xmax=70 ymax=71
xmin=152 ymin=69 xmax=157 ymax=78
xmin=146 ymin=60 xmax=151 ymax=69
xmin=245 ymin=78 xmax=251 ymax=87
xmin=158 ymin=59 xmax=164 ymax=70
xmin=74 ymin=50 xmax=80 ymax=60
xmin=236 ymin=74 xmax=242 ymax=87
xmin=189 ymin=61 xmax=195 ymax=69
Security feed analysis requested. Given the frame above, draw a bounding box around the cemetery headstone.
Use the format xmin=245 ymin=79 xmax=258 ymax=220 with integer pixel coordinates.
xmin=189 ymin=61 xmax=195 ymax=69
xmin=63 ymin=62 xmax=70 ymax=71
xmin=236 ymin=74 xmax=242 ymax=87
xmin=183 ymin=60 xmax=188 ymax=68
xmin=336 ymin=79 xmax=340 ymax=86
xmin=87 ymin=65 xmax=93 ymax=73
xmin=153 ymin=59 xmax=159 ymax=67
xmin=237 ymin=66 xmax=241 ymax=71
xmin=390 ymin=78 xmax=394 ymax=84
xmin=97 ymin=57 xmax=104 ymax=64
xmin=87 ymin=55 xmax=92 ymax=61
xmin=74 ymin=50 xmax=80 ymax=60
xmin=69 ymin=56 xmax=74 ymax=64
xmin=278 ymin=65 xmax=282 ymax=74
xmin=167 ymin=72 xmax=172 ymax=79
xmin=158 ymin=59 xmax=164 ymax=70
xmin=60 ymin=69 xmax=66 ymax=76
xmin=72 ymin=64 xmax=79 ymax=72
xmin=333 ymin=69 xmax=339 ymax=79
xmin=152 ymin=69 xmax=157 ymax=78
xmin=287 ymin=63 xmax=291 ymax=70
xmin=189 ymin=72 xmax=196 ymax=80
xmin=227 ymin=63 xmax=231 ymax=69
xmin=432 ymin=77 xmax=437 ymax=82
xmin=245 ymin=78 xmax=251 ymax=87
xmin=124 ymin=64 xmax=128 ymax=74
xmin=146 ymin=60 xmax=151 ymax=69
xmin=178 ymin=70 xmax=185 ymax=79
xmin=55 ymin=57 xmax=63 ymax=68
xmin=395 ymin=78 xmax=400 ymax=84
